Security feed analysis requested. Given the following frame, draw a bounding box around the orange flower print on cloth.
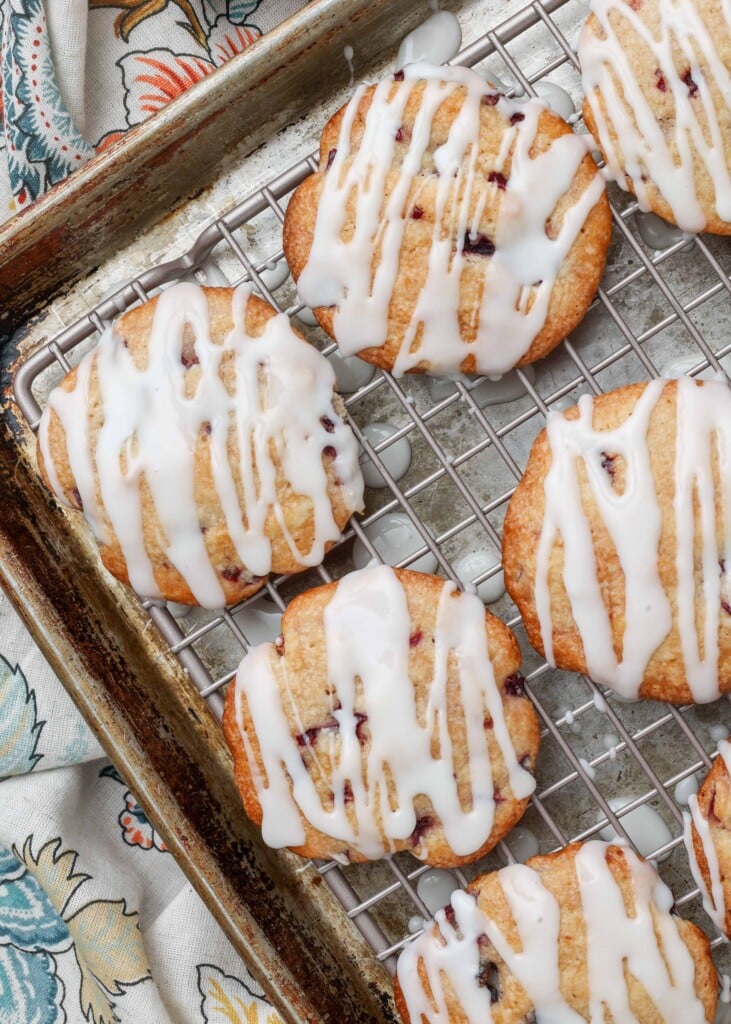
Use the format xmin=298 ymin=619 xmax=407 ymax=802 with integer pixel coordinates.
xmin=117 ymin=20 xmax=259 ymax=125
xmin=117 ymin=16 xmax=261 ymax=128
xmin=100 ymin=766 xmax=168 ymax=852
xmin=0 ymin=1 xmax=269 ymax=211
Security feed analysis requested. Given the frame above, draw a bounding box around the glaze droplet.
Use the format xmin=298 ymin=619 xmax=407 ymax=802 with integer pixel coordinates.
xmin=296 ymin=302 xmax=319 ymax=327
xmin=359 ymin=422 xmax=412 ymax=488
xmin=344 ymin=44 xmax=355 ymax=85
xmin=395 ymin=10 xmax=462 ymax=71
xmin=673 ymin=773 xmax=700 ymax=806
xmin=531 ymin=81 xmax=576 ymax=121
xmin=635 ymin=211 xmax=692 ymax=251
xmin=416 ymin=868 xmax=461 ymax=914
xmin=352 ymin=512 xmax=438 ymax=574
xmin=504 ymin=825 xmax=539 ymax=863
xmin=453 ymin=550 xmax=505 ymax=604
xmin=599 ymin=797 xmax=673 ymax=862
xmin=166 ymin=601 xmax=193 ymax=619
xmin=233 ymin=596 xmax=283 ymax=646
xmin=428 ymin=365 xmax=535 ymax=408
xmin=257 ymin=259 xmax=290 ymax=293
xmin=408 ymin=914 xmax=426 ymax=934
xmin=659 ymin=351 xmax=731 ymax=379
xmin=328 ymin=349 xmax=376 ymax=393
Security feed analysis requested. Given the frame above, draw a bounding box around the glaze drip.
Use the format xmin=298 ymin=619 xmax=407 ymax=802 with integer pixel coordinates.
xmin=396 ymin=841 xmax=707 ymax=1023
xmin=234 ymin=564 xmax=535 ymax=859
xmin=535 ymin=377 xmax=731 ymax=701
xmin=684 ymin=737 xmax=731 ymax=935
xmin=297 ymin=62 xmax=605 ymax=377
xmin=579 ymin=0 xmax=731 ymax=231
xmin=38 ymin=283 xmax=363 ymax=608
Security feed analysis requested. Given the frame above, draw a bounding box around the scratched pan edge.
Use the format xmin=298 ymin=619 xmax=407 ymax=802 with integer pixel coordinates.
xmin=0 ymin=2 xmax=446 ymax=1022
xmin=3 ymin=0 xmax=731 ymax=1021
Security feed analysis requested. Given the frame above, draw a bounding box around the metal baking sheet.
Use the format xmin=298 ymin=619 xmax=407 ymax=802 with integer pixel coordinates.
xmin=5 ymin=0 xmax=731 ymax=1019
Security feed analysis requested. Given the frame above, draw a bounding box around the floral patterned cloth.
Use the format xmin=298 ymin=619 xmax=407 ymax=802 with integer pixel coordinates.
xmin=0 ymin=591 xmax=283 ymax=1023
xmin=1 ymin=4 xmax=309 ymax=1018
xmin=0 ymin=0 xmax=307 ymax=216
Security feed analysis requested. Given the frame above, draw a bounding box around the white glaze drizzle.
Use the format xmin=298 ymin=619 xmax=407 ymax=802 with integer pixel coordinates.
xmin=37 ymin=283 xmax=363 ymax=608
xmin=297 ymin=62 xmax=605 ymax=377
xmin=579 ymin=0 xmax=731 ymax=232
xmin=397 ymin=841 xmax=708 ymax=1024
xmin=535 ymin=377 xmax=731 ymax=701
xmin=684 ymin=738 xmax=731 ymax=935
xmin=234 ymin=564 xmax=535 ymax=859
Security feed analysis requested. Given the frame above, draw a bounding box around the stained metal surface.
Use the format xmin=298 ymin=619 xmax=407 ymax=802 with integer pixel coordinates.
xmin=0 ymin=0 xmax=437 ymax=333
xmin=6 ymin=0 xmax=731 ymax=1018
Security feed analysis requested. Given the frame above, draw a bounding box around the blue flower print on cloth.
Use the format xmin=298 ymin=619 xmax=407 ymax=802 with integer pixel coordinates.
xmin=0 ymin=0 xmax=308 ymax=213
xmin=0 ymin=1 xmax=310 ymax=1018
xmin=0 ymin=838 xmax=151 ymax=1024
xmin=0 ymin=844 xmax=69 ymax=1024
xmin=0 ymin=945 xmax=65 ymax=1024
xmin=1 ymin=0 xmax=93 ymax=209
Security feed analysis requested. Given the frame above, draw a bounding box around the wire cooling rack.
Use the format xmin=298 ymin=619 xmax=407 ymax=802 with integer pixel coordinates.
xmin=13 ymin=0 xmax=731 ymax=988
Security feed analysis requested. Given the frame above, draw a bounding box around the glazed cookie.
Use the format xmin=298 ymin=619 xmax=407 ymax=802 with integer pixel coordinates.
xmin=503 ymin=377 xmax=731 ymax=704
xmin=283 ymin=62 xmax=610 ymax=378
xmin=580 ymin=0 xmax=731 ymax=234
xmin=37 ymin=283 xmax=364 ymax=608
xmin=394 ymin=840 xmax=717 ymax=1023
xmin=685 ymin=737 xmax=731 ymax=937
xmin=222 ymin=564 xmax=540 ymax=866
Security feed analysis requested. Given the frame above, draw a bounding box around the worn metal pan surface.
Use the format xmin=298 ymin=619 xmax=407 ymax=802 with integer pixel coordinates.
xmin=0 ymin=1 xmax=455 ymax=1019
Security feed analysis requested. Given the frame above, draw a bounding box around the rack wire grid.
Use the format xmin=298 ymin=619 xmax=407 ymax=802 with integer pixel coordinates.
xmin=13 ymin=0 xmax=731 ymax=990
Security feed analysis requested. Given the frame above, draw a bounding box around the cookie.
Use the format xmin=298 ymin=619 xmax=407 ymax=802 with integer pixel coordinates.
xmin=222 ymin=564 xmax=540 ymax=866
xmin=685 ymin=737 xmax=731 ymax=937
xmin=37 ymin=283 xmax=364 ymax=608
xmin=394 ymin=840 xmax=717 ymax=1024
xmin=580 ymin=0 xmax=731 ymax=234
xmin=503 ymin=377 xmax=731 ymax=704
xmin=283 ymin=63 xmax=610 ymax=378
